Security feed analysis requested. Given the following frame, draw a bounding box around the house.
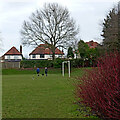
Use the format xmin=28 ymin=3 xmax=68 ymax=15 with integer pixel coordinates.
xmin=0 ymin=55 xmax=5 ymax=63
xmin=1 ymin=46 xmax=23 ymax=62
xmin=73 ymin=40 xmax=99 ymax=59
xmin=1 ymin=46 xmax=23 ymax=68
xmin=29 ymin=44 xmax=64 ymax=60
xmin=86 ymin=40 xmax=98 ymax=48
xmin=73 ymin=50 xmax=80 ymax=59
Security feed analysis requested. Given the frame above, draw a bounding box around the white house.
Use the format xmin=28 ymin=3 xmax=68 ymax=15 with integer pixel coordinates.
xmin=1 ymin=46 xmax=23 ymax=62
xmin=29 ymin=44 xmax=64 ymax=60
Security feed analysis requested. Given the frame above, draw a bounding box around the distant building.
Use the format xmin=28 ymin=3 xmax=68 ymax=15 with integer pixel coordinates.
xmin=29 ymin=44 xmax=64 ymax=60
xmin=1 ymin=46 xmax=23 ymax=62
xmin=73 ymin=50 xmax=80 ymax=59
xmin=1 ymin=46 xmax=23 ymax=68
xmin=86 ymin=40 xmax=99 ymax=48
xmin=73 ymin=40 xmax=99 ymax=59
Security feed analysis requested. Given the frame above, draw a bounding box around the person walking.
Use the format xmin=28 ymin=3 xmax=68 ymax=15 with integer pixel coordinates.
xmin=36 ymin=67 xmax=40 ymax=76
xmin=45 ymin=67 xmax=48 ymax=76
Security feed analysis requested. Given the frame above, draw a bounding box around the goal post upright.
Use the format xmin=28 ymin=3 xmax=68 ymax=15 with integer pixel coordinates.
xmin=68 ymin=61 xmax=70 ymax=77
xmin=62 ymin=61 xmax=70 ymax=77
xmin=62 ymin=62 xmax=64 ymax=77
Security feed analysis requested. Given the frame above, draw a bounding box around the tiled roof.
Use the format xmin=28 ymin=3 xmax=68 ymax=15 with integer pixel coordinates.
xmin=4 ymin=46 xmax=22 ymax=55
xmin=29 ymin=44 xmax=64 ymax=55
xmin=86 ymin=40 xmax=98 ymax=48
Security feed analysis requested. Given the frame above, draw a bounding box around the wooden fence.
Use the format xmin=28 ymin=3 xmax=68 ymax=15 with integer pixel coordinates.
xmin=2 ymin=62 xmax=20 ymax=69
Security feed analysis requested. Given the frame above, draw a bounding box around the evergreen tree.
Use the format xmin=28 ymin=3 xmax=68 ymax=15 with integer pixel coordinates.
xmin=67 ymin=47 xmax=74 ymax=58
xmin=118 ymin=2 xmax=120 ymax=48
xmin=101 ymin=4 xmax=120 ymax=51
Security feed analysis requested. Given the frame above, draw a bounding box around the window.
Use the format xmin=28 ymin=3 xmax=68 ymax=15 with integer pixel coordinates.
xmin=58 ymin=55 xmax=62 ymax=58
xmin=32 ymin=55 xmax=36 ymax=58
xmin=14 ymin=56 xmax=18 ymax=59
xmin=7 ymin=56 xmax=10 ymax=59
xmin=40 ymin=54 xmax=44 ymax=58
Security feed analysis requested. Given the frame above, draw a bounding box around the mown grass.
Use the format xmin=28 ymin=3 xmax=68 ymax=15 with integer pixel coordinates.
xmin=2 ymin=68 xmax=62 ymax=75
xmin=2 ymin=68 xmax=98 ymax=118
xmin=2 ymin=67 xmax=90 ymax=76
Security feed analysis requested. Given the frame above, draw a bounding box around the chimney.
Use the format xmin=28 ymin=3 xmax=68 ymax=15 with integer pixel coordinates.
xmin=20 ymin=45 xmax=22 ymax=54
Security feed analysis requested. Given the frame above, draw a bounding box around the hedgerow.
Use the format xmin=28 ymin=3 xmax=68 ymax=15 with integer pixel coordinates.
xmin=20 ymin=58 xmax=97 ymax=68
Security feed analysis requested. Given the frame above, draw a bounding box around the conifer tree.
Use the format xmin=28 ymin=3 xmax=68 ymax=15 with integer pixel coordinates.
xmin=101 ymin=3 xmax=120 ymax=51
xmin=67 ymin=47 xmax=74 ymax=58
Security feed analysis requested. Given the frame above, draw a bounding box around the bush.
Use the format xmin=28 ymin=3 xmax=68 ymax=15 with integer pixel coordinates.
xmin=20 ymin=59 xmax=64 ymax=68
xmin=70 ymin=59 xmax=84 ymax=67
xmin=53 ymin=58 xmax=64 ymax=68
xmin=20 ymin=60 xmax=53 ymax=68
xmin=75 ymin=52 xmax=120 ymax=119
xmin=21 ymin=58 xmax=97 ymax=69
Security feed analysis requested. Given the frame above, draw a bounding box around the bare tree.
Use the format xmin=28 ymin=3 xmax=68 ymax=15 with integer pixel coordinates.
xmin=21 ymin=3 xmax=79 ymax=60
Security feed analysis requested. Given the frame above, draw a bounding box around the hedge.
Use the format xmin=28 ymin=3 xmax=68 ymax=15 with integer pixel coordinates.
xmin=20 ymin=58 xmax=64 ymax=68
xmin=20 ymin=58 xmax=97 ymax=68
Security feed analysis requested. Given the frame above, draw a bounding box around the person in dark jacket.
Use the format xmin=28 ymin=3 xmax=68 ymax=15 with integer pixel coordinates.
xmin=36 ymin=67 xmax=40 ymax=76
xmin=45 ymin=67 xmax=48 ymax=76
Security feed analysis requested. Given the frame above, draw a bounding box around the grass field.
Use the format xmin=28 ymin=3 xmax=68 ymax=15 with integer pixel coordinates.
xmin=2 ymin=68 xmax=98 ymax=118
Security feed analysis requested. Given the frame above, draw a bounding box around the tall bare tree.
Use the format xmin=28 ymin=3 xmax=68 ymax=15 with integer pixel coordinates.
xmin=21 ymin=3 xmax=79 ymax=60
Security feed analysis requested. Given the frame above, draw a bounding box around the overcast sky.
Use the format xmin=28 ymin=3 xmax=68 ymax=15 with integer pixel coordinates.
xmin=0 ymin=0 xmax=119 ymax=57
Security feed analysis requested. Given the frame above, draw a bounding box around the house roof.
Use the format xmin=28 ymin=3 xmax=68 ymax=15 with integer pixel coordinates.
xmin=0 ymin=55 xmax=4 ymax=60
xmin=4 ymin=46 xmax=22 ymax=55
xmin=29 ymin=44 xmax=64 ymax=55
xmin=86 ymin=40 xmax=98 ymax=48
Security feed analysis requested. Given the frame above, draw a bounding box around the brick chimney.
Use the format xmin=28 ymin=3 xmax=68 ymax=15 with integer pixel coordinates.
xmin=20 ymin=45 xmax=22 ymax=54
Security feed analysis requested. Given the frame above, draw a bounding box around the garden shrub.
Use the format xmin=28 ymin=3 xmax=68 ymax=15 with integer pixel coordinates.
xmin=53 ymin=58 xmax=64 ymax=68
xmin=70 ymin=59 xmax=84 ymax=67
xmin=21 ymin=58 xmax=97 ymax=68
xmin=21 ymin=59 xmax=64 ymax=68
xmin=75 ymin=52 xmax=120 ymax=119
xmin=20 ymin=60 xmax=53 ymax=68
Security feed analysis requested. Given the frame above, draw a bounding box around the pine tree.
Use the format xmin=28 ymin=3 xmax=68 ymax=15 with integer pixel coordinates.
xmin=101 ymin=4 xmax=120 ymax=51
xmin=67 ymin=47 xmax=74 ymax=59
xmin=118 ymin=2 xmax=120 ymax=48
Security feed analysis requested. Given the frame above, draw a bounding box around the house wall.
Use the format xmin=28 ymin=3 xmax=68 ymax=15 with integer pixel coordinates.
xmin=29 ymin=54 xmax=52 ymax=59
xmin=74 ymin=54 xmax=77 ymax=59
xmin=29 ymin=54 xmax=64 ymax=59
xmin=74 ymin=53 xmax=81 ymax=59
xmin=5 ymin=55 xmax=22 ymax=60
xmin=0 ymin=60 xmax=4 ymax=63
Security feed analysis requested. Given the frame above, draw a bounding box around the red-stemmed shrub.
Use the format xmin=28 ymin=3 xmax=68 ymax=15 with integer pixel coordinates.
xmin=75 ymin=52 xmax=120 ymax=119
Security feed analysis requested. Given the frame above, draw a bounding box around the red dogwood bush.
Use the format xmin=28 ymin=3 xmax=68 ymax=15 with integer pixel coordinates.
xmin=76 ymin=52 xmax=120 ymax=119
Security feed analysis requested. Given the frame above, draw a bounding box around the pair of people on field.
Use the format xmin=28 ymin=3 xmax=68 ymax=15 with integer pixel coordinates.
xmin=36 ymin=67 xmax=48 ymax=76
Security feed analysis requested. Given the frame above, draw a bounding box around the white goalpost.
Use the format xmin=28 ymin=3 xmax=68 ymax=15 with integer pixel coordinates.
xmin=62 ymin=61 xmax=70 ymax=77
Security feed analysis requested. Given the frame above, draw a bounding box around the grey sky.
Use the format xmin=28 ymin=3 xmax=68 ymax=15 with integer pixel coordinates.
xmin=0 ymin=0 xmax=119 ymax=57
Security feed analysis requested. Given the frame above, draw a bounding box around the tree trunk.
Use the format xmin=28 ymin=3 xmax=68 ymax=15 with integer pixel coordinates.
xmin=52 ymin=51 xmax=55 ymax=60
xmin=51 ymin=46 xmax=55 ymax=61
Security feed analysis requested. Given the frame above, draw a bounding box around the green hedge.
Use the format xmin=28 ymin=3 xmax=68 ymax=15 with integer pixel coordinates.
xmin=20 ymin=58 xmax=96 ymax=68
xmin=20 ymin=58 xmax=64 ymax=68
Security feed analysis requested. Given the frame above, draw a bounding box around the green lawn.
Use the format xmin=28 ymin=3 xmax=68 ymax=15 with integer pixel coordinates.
xmin=2 ymin=68 xmax=98 ymax=118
